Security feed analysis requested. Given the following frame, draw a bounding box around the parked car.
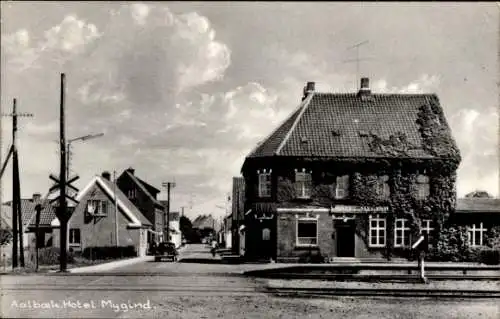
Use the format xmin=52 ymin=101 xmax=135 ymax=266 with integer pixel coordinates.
xmin=154 ymin=242 xmax=178 ymax=262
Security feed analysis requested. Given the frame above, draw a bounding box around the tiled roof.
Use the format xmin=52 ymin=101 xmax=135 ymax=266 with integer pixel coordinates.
xmin=3 ymin=199 xmax=56 ymax=228
xmin=248 ymin=92 xmax=455 ymax=159
xmin=456 ymin=198 xmax=500 ymax=213
xmin=99 ymin=177 xmax=153 ymax=227
xmin=125 ymin=170 xmax=163 ymax=207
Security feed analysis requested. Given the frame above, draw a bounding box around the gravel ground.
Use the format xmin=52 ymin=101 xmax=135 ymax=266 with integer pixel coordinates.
xmin=266 ymin=279 xmax=500 ymax=291
xmin=121 ymin=295 xmax=498 ymax=319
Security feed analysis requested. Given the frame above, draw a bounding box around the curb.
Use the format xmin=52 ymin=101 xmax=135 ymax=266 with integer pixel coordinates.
xmin=68 ymin=256 xmax=154 ymax=273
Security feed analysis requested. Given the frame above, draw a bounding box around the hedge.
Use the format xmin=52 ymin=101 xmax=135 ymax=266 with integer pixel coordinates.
xmin=82 ymin=246 xmax=137 ymax=260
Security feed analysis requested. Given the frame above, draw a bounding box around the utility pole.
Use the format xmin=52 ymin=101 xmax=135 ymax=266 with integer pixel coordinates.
xmin=2 ymin=98 xmax=33 ymax=268
xmin=344 ymin=40 xmax=372 ymax=89
xmin=114 ymin=170 xmax=119 ymax=246
xmin=162 ymin=181 xmax=175 ymax=243
xmin=58 ymin=73 xmax=68 ymax=272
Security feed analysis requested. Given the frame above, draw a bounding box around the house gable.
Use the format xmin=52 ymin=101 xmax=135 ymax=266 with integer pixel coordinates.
xmin=75 ymin=176 xmax=142 ymax=227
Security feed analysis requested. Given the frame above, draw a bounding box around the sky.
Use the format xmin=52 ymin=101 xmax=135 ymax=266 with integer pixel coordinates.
xmin=1 ymin=2 xmax=498 ymax=220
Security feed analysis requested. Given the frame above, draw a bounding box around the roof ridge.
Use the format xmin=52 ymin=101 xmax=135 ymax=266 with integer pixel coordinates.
xmin=275 ymin=92 xmax=315 ymax=155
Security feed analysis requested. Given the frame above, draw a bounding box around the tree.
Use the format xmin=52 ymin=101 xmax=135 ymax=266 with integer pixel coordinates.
xmin=0 ymin=227 xmax=13 ymax=246
xmin=180 ymin=216 xmax=200 ymax=243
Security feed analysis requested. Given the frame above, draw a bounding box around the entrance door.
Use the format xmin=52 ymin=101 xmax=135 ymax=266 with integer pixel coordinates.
xmin=336 ymin=224 xmax=355 ymax=257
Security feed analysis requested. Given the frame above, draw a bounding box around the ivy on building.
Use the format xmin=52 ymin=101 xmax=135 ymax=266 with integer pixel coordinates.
xmin=274 ymin=98 xmax=461 ymax=260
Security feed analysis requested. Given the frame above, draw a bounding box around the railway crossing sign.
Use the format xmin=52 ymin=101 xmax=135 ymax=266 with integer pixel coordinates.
xmin=48 ymin=173 xmax=80 ymax=206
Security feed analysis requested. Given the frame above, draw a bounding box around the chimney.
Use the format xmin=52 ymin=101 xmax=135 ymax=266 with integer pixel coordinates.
xmin=32 ymin=193 xmax=41 ymax=202
xmin=302 ymin=81 xmax=315 ymax=100
xmin=358 ymin=77 xmax=371 ymax=97
xmin=102 ymin=171 xmax=111 ymax=181
xmin=126 ymin=167 xmax=135 ymax=175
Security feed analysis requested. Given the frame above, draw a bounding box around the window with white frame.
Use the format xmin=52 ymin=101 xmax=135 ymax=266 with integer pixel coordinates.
xmin=335 ymin=175 xmax=350 ymax=199
xmin=468 ymin=222 xmax=486 ymax=247
xmin=258 ymin=171 xmax=271 ymax=198
xmin=394 ymin=218 xmax=411 ymax=247
xmin=416 ymin=175 xmax=430 ymax=200
xmin=87 ymin=200 xmax=108 ymax=216
xmin=69 ymin=228 xmax=81 ymax=245
xmin=295 ymin=169 xmax=312 ymax=198
xmin=420 ymin=219 xmax=434 ymax=242
xmin=376 ymin=175 xmax=390 ymax=199
xmin=296 ymin=218 xmax=318 ymax=246
xmin=369 ymin=215 xmax=386 ymax=247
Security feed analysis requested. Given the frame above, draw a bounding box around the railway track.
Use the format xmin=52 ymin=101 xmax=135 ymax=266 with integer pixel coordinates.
xmin=247 ymin=273 xmax=500 ymax=281
xmin=265 ymin=286 xmax=500 ymax=299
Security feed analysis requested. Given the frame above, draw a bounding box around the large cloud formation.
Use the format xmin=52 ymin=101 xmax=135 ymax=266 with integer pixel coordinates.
xmin=1 ymin=2 xmax=498 ymax=218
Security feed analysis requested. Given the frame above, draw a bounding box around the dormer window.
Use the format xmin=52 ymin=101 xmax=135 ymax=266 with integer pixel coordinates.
xmin=258 ymin=170 xmax=272 ymax=198
xmin=376 ymin=175 xmax=390 ymax=199
xmin=416 ymin=174 xmax=430 ymax=200
xmin=335 ymin=175 xmax=350 ymax=199
xmin=295 ymin=169 xmax=312 ymax=199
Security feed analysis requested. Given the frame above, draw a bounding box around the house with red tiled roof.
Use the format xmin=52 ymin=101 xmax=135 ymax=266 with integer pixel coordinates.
xmin=53 ymin=171 xmax=152 ymax=257
xmin=117 ymin=167 xmax=165 ymax=245
xmin=241 ymin=78 xmax=463 ymax=262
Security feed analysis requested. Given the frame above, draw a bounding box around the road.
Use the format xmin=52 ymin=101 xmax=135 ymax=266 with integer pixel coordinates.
xmin=1 ymin=244 xmax=498 ymax=318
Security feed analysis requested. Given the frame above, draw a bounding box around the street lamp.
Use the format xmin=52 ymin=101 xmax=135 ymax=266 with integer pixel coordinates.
xmin=66 ymin=133 xmax=104 ymax=179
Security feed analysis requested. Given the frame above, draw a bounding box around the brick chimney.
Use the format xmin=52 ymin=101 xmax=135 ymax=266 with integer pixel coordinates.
xmin=32 ymin=193 xmax=41 ymax=202
xmin=126 ymin=167 xmax=135 ymax=175
xmin=302 ymin=81 xmax=315 ymax=101
xmin=101 ymin=171 xmax=111 ymax=181
xmin=358 ymin=77 xmax=371 ymax=98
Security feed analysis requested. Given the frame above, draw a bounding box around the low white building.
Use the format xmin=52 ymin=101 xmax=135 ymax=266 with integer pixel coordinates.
xmin=168 ymin=212 xmax=182 ymax=248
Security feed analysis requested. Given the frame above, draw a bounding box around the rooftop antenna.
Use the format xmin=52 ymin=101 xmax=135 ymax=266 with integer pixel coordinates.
xmin=343 ymin=40 xmax=373 ymax=90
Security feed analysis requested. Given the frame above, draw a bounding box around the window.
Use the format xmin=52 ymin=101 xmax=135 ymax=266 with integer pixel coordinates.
xmin=258 ymin=172 xmax=271 ymax=198
xmin=295 ymin=170 xmax=312 ymax=198
xmin=369 ymin=215 xmax=386 ymax=247
xmin=416 ymin=175 xmax=430 ymax=200
xmin=87 ymin=200 xmax=108 ymax=216
xmin=421 ymin=219 xmax=434 ymax=242
xmin=376 ymin=175 xmax=390 ymax=199
xmin=335 ymin=175 xmax=350 ymax=199
xmin=468 ymin=222 xmax=486 ymax=247
xmin=296 ymin=218 xmax=318 ymax=246
xmin=127 ymin=189 xmax=136 ymax=199
xmin=69 ymin=228 xmax=81 ymax=245
xmin=262 ymin=228 xmax=271 ymax=241
xmin=394 ymin=218 xmax=411 ymax=247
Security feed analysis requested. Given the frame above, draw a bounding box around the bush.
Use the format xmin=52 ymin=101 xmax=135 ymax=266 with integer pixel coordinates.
xmin=478 ymin=249 xmax=500 ymax=265
xmin=427 ymin=226 xmax=475 ymax=262
xmin=36 ymin=247 xmax=75 ymax=265
xmin=82 ymin=246 xmax=136 ymax=260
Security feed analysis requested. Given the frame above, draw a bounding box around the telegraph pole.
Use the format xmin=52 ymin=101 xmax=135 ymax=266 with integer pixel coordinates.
xmin=162 ymin=181 xmax=175 ymax=242
xmin=58 ymin=73 xmax=68 ymax=272
xmin=2 ymin=98 xmax=33 ymax=268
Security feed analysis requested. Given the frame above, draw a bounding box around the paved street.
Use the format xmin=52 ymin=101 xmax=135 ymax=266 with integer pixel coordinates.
xmin=1 ymin=244 xmax=498 ymax=318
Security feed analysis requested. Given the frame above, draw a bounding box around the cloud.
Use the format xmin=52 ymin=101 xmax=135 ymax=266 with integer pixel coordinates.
xmin=373 ymin=74 xmax=440 ymax=93
xmin=452 ymin=107 xmax=499 ymax=196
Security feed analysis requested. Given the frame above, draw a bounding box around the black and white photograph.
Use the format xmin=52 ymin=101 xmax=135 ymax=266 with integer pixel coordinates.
xmin=0 ymin=2 xmax=499 ymax=318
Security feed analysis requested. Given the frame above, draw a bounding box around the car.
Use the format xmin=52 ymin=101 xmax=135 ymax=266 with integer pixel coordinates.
xmin=154 ymin=242 xmax=179 ymax=262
